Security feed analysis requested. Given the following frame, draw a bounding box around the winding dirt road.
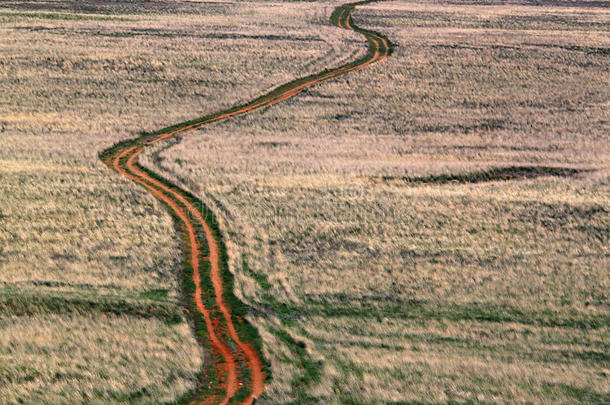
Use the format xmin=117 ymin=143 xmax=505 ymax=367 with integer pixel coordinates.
xmin=100 ymin=1 xmax=391 ymax=403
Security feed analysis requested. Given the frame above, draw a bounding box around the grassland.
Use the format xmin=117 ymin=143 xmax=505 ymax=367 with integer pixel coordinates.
xmin=142 ymin=1 xmax=610 ymax=403
xmin=2 ymin=0 xmax=608 ymax=403
xmin=0 ymin=0 xmax=362 ymax=402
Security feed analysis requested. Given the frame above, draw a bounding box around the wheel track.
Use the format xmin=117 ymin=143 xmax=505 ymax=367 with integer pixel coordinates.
xmin=100 ymin=1 xmax=391 ymax=404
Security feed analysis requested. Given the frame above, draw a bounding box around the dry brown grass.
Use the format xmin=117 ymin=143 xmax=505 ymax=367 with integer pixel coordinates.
xmin=0 ymin=314 xmax=201 ymax=404
xmin=0 ymin=0 xmax=361 ymax=402
xmin=141 ymin=1 xmax=609 ymax=403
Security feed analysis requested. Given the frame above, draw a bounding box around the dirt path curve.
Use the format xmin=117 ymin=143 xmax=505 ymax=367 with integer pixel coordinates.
xmin=100 ymin=1 xmax=391 ymax=404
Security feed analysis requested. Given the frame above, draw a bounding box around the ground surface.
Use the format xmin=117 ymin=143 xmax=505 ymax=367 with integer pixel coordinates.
xmin=1 ymin=0 xmax=609 ymax=404
xmin=144 ymin=1 xmax=609 ymax=403
xmin=0 ymin=0 xmax=360 ymax=403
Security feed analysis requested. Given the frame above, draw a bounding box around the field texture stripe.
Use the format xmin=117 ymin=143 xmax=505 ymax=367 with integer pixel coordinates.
xmin=99 ymin=1 xmax=392 ymax=403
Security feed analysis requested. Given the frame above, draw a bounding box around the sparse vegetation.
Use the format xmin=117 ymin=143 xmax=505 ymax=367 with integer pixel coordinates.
xmin=2 ymin=0 xmax=608 ymax=403
xmin=142 ymin=1 xmax=609 ymax=403
xmin=1 ymin=0 xmax=362 ymax=402
xmin=0 ymin=314 xmax=200 ymax=404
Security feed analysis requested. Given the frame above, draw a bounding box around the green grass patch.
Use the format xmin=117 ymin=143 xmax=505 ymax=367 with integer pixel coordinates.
xmin=303 ymin=297 xmax=608 ymax=330
xmin=0 ymin=288 xmax=183 ymax=324
xmin=378 ymin=166 xmax=589 ymax=185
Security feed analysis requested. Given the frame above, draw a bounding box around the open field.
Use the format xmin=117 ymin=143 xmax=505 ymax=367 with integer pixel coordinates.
xmin=100 ymin=2 xmax=390 ymax=401
xmin=141 ymin=1 xmax=610 ymax=403
xmin=1 ymin=0 xmax=608 ymax=403
xmin=0 ymin=314 xmax=200 ymax=404
xmin=0 ymin=0 xmax=363 ymax=402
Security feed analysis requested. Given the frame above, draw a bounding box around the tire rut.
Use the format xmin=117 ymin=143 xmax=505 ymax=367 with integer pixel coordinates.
xmin=100 ymin=1 xmax=392 ymax=403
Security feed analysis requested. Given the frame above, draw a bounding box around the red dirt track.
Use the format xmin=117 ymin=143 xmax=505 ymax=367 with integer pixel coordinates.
xmin=101 ymin=2 xmax=390 ymax=403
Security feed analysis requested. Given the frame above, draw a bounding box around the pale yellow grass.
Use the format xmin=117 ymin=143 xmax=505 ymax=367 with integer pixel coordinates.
xmin=142 ymin=0 xmax=609 ymax=402
xmin=0 ymin=314 xmax=201 ymax=404
xmin=1 ymin=0 xmax=362 ymax=402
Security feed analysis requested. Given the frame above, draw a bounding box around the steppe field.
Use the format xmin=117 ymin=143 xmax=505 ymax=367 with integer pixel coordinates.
xmin=1 ymin=0 xmax=609 ymax=404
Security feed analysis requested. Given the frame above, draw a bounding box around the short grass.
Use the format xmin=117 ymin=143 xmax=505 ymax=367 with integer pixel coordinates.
xmin=0 ymin=0 xmax=361 ymax=402
xmin=143 ymin=1 xmax=609 ymax=403
xmin=0 ymin=313 xmax=200 ymax=404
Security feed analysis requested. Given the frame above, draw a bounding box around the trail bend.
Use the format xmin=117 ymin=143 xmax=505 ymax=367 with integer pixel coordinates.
xmin=100 ymin=1 xmax=391 ymax=404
